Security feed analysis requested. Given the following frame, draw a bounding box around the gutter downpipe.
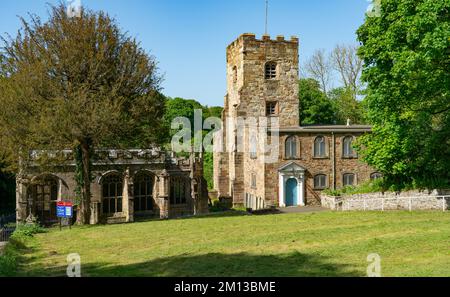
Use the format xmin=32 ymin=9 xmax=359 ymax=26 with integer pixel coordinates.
xmin=332 ymin=132 xmax=336 ymax=190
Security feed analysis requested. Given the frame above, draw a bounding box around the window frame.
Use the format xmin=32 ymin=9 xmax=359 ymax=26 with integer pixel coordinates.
xmin=313 ymin=136 xmax=327 ymax=158
xmin=313 ymin=174 xmax=327 ymax=190
xmin=343 ymin=173 xmax=356 ymax=187
xmin=264 ymin=62 xmax=277 ymax=79
xmin=342 ymin=136 xmax=357 ymax=158
xmin=285 ymin=136 xmax=298 ymax=159
xmin=170 ymin=176 xmax=190 ymax=205
xmin=266 ymin=101 xmax=278 ymax=116
xmin=133 ymin=172 xmax=154 ymax=212
xmin=370 ymin=172 xmax=383 ymax=180
xmin=102 ymin=174 xmax=123 ymax=215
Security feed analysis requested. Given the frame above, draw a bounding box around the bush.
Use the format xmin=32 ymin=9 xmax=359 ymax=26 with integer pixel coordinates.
xmin=209 ymin=199 xmax=231 ymax=212
xmin=14 ymin=223 xmax=46 ymax=238
xmin=323 ymin=179 xmax=385 ymax=196
xmin=0 ymin=223 xmax=46 ymax=276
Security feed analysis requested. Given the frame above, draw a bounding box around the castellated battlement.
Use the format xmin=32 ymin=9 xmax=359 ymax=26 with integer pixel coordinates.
xmin=227 ymin=33 xmax=299 ymax=49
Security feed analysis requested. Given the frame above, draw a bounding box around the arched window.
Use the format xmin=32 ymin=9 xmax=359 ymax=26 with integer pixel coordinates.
xmin=343 ymin=173 xmax=355 ymax=186
xmin=314 ymin=174 xmax=327 ymax=189
xmin=314 ymin=136 xmax=326 ymax=158
xmin=102 ymin=174 xmax=123 ymax=215
xmin=370 ymin=172 xmax=383 ymax=180
xmin=31 ymin=176 xmax=58 ymax=223
xmin=343 ymin=136 xmax=355 ymax=157
xmin=170 ymin=176 xmax=190 ymax=205
xmin=133 ymin=173 xmax=154 ymax=212
xmin=285 ymin=136 xmax=297 ymax=159
xmin=265 ymin=62 xmax=277 ymax=79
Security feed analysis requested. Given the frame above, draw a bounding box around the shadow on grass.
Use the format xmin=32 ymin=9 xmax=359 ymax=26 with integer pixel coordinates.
xmin=28 ymin=251 xmax=361 ymax=277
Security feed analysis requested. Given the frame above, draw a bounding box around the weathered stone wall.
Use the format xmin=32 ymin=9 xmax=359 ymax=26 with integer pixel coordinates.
xmin=321 ymin=190 xmax=450 ymax=211
xmin=215 ymin=33 xmax=377 ymax=208
xmin=17 ymin=150 xmax=208 ymax=224
xmin=219 ymin=33 xmax=300 ymax=206
xmin=264 ymin=132 xmax=375 ymax=206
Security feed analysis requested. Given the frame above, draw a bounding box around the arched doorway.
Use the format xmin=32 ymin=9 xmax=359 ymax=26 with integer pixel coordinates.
xmin=29 ymin=176 xmax=59 ymax=225
xmin=285 ymin=178 xmax=298 ymax=207
xmin=278 ymin=162 xmax=306 ymax=207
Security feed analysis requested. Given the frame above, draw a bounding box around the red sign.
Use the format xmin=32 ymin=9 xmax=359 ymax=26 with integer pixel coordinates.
xmin=57 ymin=201 xmax=73 ymax=207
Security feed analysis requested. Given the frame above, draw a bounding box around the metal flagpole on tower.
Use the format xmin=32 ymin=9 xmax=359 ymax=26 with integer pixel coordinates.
xmin=265 ymin=0 xmax=269 ymax=35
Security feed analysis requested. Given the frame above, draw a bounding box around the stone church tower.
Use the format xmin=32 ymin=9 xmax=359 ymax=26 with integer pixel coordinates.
xmin=214 ymin=33 xmax=300 ymax=206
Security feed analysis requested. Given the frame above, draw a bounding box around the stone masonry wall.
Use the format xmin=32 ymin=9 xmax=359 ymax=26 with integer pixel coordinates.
xmin=321 ymin=190 xmax=450 ymax=211
xmin=264 ymin=132 xmax=375 ymax=206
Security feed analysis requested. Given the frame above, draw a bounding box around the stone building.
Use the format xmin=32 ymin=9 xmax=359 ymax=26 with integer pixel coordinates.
xmin=16 ymin=149 xmax=209 ymax=225
xmin=214 ymin=33 xmax=379 ymax=208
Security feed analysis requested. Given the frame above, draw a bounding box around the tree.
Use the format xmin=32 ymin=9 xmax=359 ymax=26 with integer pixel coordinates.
xmin=298 ymin=79 xmax=337 ymax=125
xmin=328 ymin=87 xmax=366 ymax=125
xmin=331 ymin=44 xmax=363 ymax=96
xmin=163 ymin=97 xmax=222 ymax=190
xmin=304 ymin=49 xmax=333 ymax=93
xmin=0 ymin=4 xmax=165 ymax=224
xmin=356 ymin=0 xmax=450 ymax=189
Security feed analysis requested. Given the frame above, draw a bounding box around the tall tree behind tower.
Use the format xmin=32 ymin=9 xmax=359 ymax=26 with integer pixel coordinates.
xmin=304 ymin=49 xmax=333 ymax=94
xmin=331 ymin=44 xmax=363 ymax=96
xmin=0 ymin=4 xmax=165 ymax=224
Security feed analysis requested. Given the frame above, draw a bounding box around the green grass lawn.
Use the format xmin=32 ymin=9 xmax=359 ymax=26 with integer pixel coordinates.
xmin=11 ymin=211 xmax=450 ymax=277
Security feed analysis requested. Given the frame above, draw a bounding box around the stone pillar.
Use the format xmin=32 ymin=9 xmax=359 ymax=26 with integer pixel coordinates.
xmin=128 ymin=177 xmax=134 ymax=223
xmin=16 ymin=177 xmax=29 ymax=223
xmin=192 ymin=178 xmax=199 ymax=215
xmin=158 ymin=170 xmax=169 ymax=219
xmin=122 ymin=168 xmax=132 ymax=223
xmin=90 ymin=202 xmax=99 ymax=225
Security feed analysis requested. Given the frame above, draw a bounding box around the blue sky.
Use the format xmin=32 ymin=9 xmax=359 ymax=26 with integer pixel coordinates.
xmin=0 ymin=0 xmax=370 ymax=106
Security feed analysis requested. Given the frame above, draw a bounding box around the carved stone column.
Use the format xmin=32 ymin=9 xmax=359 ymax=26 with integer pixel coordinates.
xmin=16 ymin=176 xmax=29 ymax=223
xmin=158 ymin=169 xmax=169 ymax=219
xmin=122 ymin=168 xmax=132 ymax=223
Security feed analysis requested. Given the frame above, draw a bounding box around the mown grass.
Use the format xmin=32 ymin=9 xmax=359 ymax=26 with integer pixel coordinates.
xmin=7 ymin=211 xmax=450 ymax=277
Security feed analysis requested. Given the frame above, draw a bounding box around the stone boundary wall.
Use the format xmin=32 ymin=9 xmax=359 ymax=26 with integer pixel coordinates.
xmin=321 ymin=190 xmax=450 ymax=211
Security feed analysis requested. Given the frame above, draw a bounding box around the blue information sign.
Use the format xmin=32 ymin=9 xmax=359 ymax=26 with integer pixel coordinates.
xmin=56 ymin=202 xmax=73 ymax=218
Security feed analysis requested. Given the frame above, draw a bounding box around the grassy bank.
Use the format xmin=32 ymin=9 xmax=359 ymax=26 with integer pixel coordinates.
xmin=6 ymin=211 xmax=450 ymax=277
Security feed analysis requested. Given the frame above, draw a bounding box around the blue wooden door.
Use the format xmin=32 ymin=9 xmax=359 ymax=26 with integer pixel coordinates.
xmin=285 ymin=178 xmax=298 ymax=206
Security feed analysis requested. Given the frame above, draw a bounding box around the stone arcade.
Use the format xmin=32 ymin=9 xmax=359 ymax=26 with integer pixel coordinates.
xmin=213 ymin=33 xmax=379 ymax=209
xmin=16 ymin=149 xmax=208 ymax=225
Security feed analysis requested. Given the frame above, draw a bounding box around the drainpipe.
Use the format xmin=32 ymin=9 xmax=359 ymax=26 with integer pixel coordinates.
xmin=332 ymin=132 xmax=336 ymax=190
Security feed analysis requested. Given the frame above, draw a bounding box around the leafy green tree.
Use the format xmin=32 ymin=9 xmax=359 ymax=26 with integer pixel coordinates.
xmin=163 ymin=97 xmax=203 ymax=138
xmin=328 ymin=87 xmax=366 ymax=124
xmin=356 ymin=0 xmax=450 ymax=189
xmin=163 ymin=97 xmax=222 ymax=190
xmin=203 ymin=106 xmax=223 ymax=119
xmin=298 ymin=78 xmax=337 ymax=125
xmin=0 ymin=4 xmax=165 ymax=224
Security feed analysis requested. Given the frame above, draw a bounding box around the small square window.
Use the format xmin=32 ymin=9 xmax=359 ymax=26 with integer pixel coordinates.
xmin=343 ymin=173 xmax=355 ymax=186
xmin=266 ymin=102 xmax=278 ymax=116
xmin=314 ymin=174 xmax=327 ymax=189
